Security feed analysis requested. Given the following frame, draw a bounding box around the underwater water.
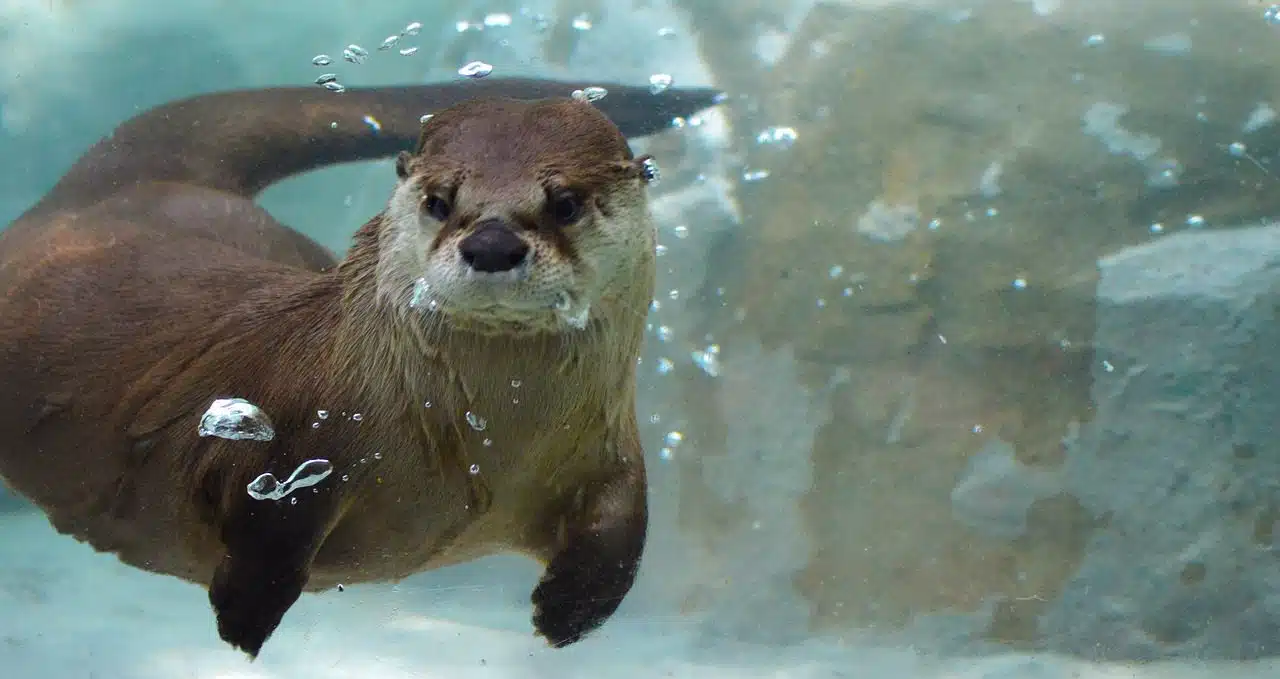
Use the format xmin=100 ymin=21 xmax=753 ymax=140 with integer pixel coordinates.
xmin=4 ymin=0 xmax=1280 ymax=676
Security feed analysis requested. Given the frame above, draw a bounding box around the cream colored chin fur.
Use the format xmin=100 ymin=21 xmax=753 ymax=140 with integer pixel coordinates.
xmin=371 ymin=175 xmax=654 ymax=336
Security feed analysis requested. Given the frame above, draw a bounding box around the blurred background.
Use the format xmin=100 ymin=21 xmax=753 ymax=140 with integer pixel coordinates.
xmin=4 ymin=0 xmax=1280 ymax=676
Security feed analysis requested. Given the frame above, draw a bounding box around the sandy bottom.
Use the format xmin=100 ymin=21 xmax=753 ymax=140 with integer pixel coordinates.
xmin=0 ymin=510 xmax=1275 ymax=679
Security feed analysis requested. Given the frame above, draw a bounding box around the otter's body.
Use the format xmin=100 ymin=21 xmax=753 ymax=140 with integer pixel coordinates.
xmin=0 ymin=78 xmax=719 ymax=657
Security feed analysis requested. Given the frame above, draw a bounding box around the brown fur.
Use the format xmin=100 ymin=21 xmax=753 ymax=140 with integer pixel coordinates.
xmin=0 ymin=78 xmax=720 ymax=658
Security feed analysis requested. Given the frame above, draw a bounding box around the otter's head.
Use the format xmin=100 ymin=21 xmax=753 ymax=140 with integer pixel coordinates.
xmin=378 ymin=97 xmax=657 ymax=334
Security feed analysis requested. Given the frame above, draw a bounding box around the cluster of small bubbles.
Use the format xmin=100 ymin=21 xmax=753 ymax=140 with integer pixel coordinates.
xmin=246 ymin=459 xmax=333 ymax=501
xmin=640 ymin=157 xmax=661 ymax=184
xmin=649 ymin=74 xmax=674 ymax=94
xmin=756 ymin=126 xmax=798 ymax=148
xmin=972 ymin=424 xmax=984 ymax=434
xmin=673 ymin=225 xmax=689 ymax=239
xmin=571 ymin=86 xmax=609 ymax=102
xmin=1012 ymin=277 xmax=1028 ymax=290
xmin=656 ymin=357 xmax=675 ymax=375
xmin=828 ymin=265 xmax=844 ymax=279
xmin=742 ymin=169 xmax=771 ymax=182
xmin=459 ymin=61 xmax=494 ymax=78
xmin=469 ymin=463 xmax=481 ymax=475
xmin=1084 ymin=34 xmax=1105 ymax=47
xmin=343 ymin=44 xmax=369 ymax=64
xmin=1186 ymin=214 xmax=1206 ymax=227
xmin=668 ymin=289 xmax=680 ymax=301
xmin=1150 ymin=222 xmax=1165 ymax=234
xmin=199 ymin=398 xmax=275 ymax=442
xmin=660 ymin=430 xmax=691 ymax=456
xmin=484 ymin=12 xmax=513 ymax=27
xmin=482 ymin=438 xmax=493 ymax=447
xmin=1266 ymin=5 xmax=1280 ymax=24
xmin=656 ymin=325 xmax=674 ymax=342
xmin=312 ymin=54 xmax=333 ymax=66
xmin=648 ymin=413 xmax=662 ymax=424
xmin=466 ymin=411 xmax=488 ymax=431
xmin=655 ymin=244 xmax=668 ymax=257
xmin=691 ymin=344 xmax=722 ymax=377
xmin=571 ymin=13 xmax=593 ymax=30
xmin=650 ymin=299 xmax=662 ymax=312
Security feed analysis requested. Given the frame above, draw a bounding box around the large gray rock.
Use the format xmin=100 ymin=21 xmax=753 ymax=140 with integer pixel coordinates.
xmin=1043 ymin=223 xmax=1280 ymax=660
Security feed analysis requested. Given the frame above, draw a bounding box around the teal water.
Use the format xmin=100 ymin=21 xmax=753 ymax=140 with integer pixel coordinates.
xmin=4 ymin=1 xmax=1280 ymax=677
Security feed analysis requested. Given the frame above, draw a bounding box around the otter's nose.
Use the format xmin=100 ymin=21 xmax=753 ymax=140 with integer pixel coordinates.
xmin=458 ymin=220 xmax=530 ymax=273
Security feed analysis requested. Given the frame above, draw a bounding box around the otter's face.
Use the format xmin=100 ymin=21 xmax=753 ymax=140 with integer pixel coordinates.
xmin=378 ymin=98 xmax=656 ymax=333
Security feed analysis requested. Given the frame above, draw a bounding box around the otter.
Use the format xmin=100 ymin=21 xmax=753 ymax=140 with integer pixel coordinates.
xmin=0 ymin=77 xmax=721 ymax=657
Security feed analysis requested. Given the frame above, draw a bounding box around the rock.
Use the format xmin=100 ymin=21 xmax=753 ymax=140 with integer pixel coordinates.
xmin=1044 ymin=223 xmax=1280 ymax=660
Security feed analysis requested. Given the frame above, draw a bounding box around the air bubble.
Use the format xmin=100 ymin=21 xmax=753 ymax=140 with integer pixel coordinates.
xmin=404 ymin=21 xmax=423 ymax=36
xmin=691 ymin=345 xmax=722 ymax=377
xmin=648 ymin=73 xmax=673 ymax=94
xmin=343 ymin=44 xmax=369 ymax=64
xmin=571 ymin=14 xmax=593 ymax=30
xmin=324 ymin=82 xmax=347 ymax=93
xmin=1013 ymin=277 xmax=1028 ymax=290
xmin=756 ymin=126 xmax=798 ymax=148
xmin=469 ymin=464 xmax=481 ymax=475
xmin=198 ymin=398 xmax=275 ymax=441
xmin=315 ymin=73 xmax=338 ymax=85
xmin=317 ymin=410 xmax=329 ymax=419
xmin=312 ymin=54 xmax=333 ymax=66
xmin=510 ymin=379 xmax=522 ymax=388
xmin=352 ymin=413 xmax=364 ymax=422
xmin=379 ymin=35 xmax=399 ymax=50
xmin=664 ymin=431 xmax=684 ymax=448
xmin=400 ymin=46 xmax=419 ymax=57
xmin=246 ymin=459 xmax=334 ymax=501
xmin=483 ymin=438 xmax=493 ymax=447
xmin=458 ymin=61 xmax=494 ymax=78
xmin=640 ymin=157 xmax=661 ymax=184
xmin=466 ymin=411 xmax=488 ymax=431
xmin=374 ymin=452 xmax=382 ymax=460
xmin=484 ymin=13 xmax=513 ymax=27
xmin=656 ymin=357 xmax=675 ymax=375
xmin=571 ymin=87 xmax=608 ymax=102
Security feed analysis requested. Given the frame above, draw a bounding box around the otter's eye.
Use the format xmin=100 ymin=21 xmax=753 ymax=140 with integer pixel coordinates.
xmin=547 ymin=191 xmax=584 ymax=226
xmin=424 ymin=195 xmax=452 ymax=222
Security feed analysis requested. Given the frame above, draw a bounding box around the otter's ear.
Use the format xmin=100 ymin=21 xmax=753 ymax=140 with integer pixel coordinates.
xmin=395 ymin=151 xmax=413 ymax=180
xmin=614 ymin=154 xmax=660 ymax=185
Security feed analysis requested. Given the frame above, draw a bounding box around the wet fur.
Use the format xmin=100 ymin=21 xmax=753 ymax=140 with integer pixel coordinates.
xmin=0 ymin=79 xmax=719 ymax=658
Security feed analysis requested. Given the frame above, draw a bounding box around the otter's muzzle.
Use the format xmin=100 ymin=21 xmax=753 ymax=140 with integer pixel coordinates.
xmin=458 ymin=219 xmax=530 ymax=274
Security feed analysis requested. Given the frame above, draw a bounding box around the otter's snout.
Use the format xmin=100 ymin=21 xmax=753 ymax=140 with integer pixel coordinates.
xmin=458 ymin=219 xmax=530 ymax=274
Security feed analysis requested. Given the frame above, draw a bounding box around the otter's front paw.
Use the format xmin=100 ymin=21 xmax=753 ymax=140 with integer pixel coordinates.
xmin=209 ymin=557 xmax=306 ymax=658
xmin=531 ymin=539 xmax=637 ymax=647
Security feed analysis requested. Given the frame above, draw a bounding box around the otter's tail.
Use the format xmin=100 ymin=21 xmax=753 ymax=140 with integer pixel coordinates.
xmin=40 ymin=78 xmax=723 ymax=210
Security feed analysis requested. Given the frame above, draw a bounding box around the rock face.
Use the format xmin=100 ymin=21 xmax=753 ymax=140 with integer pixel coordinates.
xmin=1044 ymin=223 xmax=1280 ymax=660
